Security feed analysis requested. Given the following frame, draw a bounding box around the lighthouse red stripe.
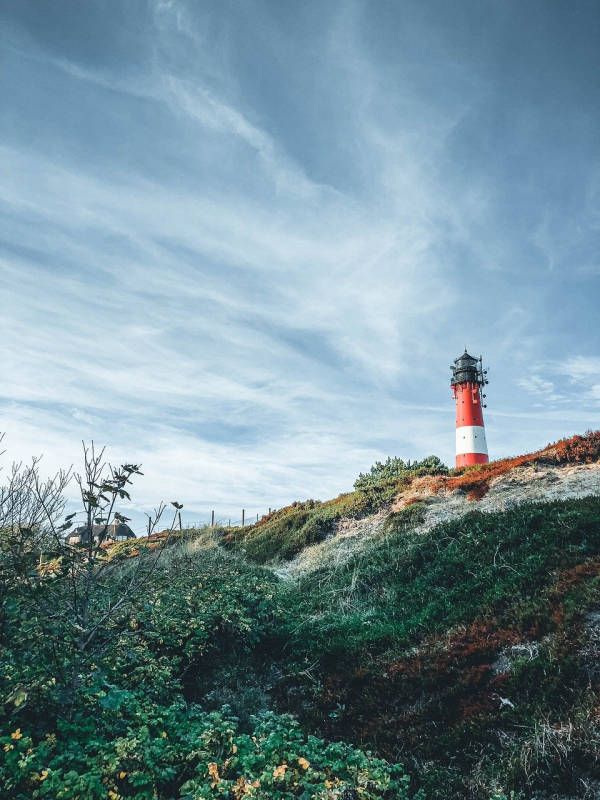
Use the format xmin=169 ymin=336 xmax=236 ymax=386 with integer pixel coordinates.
xmin=456 ymin=452 xmax=489 ymax=468
xmin=454 ymin=383 xmax=484 ymax=427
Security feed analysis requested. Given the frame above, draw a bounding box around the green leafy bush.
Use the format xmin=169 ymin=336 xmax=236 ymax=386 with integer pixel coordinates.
xmin=353 ymin=455 xmax=448 ymax=490
xmin=0 ymin=704 xmax=410 ymax=799
xmin=0 ymin=532 xmax=413 ymax=799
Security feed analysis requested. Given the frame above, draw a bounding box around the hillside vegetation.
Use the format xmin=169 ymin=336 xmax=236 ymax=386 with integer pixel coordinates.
xmin=2 ymin=432 xmax=600 ymax=799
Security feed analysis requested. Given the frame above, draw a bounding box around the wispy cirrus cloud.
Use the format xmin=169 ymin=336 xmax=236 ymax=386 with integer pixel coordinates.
xmin=1 ymin=0 xmax=599 ymax=529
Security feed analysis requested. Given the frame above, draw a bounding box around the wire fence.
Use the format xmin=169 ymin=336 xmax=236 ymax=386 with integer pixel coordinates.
xmin=63 ymin=508 xmax=277 ymax=542
xmin=171 ymin=507 xmax=277 ymax=532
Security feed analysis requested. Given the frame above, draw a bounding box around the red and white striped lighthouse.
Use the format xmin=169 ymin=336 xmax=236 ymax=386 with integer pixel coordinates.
xmin=451 ymin=350 xmax=489 ymax=468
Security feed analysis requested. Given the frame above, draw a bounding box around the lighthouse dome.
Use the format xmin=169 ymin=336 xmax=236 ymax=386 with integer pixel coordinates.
xmin=451 ymin=349 xmax=481 ymax=385
xmin=455 ymin=349 xmax=477 ymax=365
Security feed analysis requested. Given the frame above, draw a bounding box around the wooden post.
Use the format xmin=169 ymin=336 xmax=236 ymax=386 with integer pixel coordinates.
xmin=242 ymin=509 xmax=245 ymax=527
xmin=228 ymin=518 xmax=231 ymax=528
xmin=178 ymin=512 xmax=182 ymax=531
xmin=256 ymin=513 xmax=258 ymax=522
xmin=269 ymin=507 xmax=271 ymax=514
xmin=211 ymin=510 xmax=215 ymax=527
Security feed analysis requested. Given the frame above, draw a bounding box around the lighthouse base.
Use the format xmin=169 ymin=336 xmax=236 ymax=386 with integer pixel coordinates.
xmin=456 ymin=452 xmax=489 ymax=468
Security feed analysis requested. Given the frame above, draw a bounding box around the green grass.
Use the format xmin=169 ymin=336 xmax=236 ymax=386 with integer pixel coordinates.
xmin=228 ymin=479 xmax=415 ymax=563
xmin=267 ymin=494 xmax=600 ymax=798
xmin=278 ymin=495 xmax=600 ymax=660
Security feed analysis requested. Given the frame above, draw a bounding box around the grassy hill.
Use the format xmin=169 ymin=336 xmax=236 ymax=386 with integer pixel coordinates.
xmin=2 ymin=432 xmax=600 ymax=799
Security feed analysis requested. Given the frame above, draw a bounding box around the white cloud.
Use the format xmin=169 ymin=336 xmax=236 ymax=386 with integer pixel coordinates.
xmin=588 ymin=384 xmax=600 ymax=402
xmin=518 ymin=375 xmax=555 ymax=395
xmin=559 ymin=356 xmax=600 ymax=382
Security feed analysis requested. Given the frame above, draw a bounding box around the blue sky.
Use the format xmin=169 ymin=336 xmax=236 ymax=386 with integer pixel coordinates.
xmin=1 ymin=0 xmax=599 ymax=531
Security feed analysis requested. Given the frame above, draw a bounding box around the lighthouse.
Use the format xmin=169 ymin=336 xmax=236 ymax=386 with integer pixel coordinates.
xmin=451 ymin=350 xmax=489 ymax=468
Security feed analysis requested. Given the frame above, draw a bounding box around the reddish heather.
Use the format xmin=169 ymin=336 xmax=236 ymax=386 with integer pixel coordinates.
xmin=430 ymin=430 xmax=600 ymax=502
xmin=296 ymin=555 xmax=600 ymax=760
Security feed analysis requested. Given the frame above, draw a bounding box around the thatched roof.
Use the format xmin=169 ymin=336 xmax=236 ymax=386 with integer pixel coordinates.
xmin=66 ymin=522 xmax=136 ymax=544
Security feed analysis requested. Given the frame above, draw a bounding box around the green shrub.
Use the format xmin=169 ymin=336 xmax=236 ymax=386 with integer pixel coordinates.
xmin=0 ymin=536 xmax=413 ymax=798
xmin=354 ymin=455 xmax=448 ymax=490
xmin=0 ymin=704 xmax=410 ymax=799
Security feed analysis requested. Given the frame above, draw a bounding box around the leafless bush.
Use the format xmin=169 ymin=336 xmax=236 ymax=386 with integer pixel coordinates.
xmin=0 ymin=447 xmax=70 ymax=593
xmin=0 ymin=438 xmax=182 ymax=710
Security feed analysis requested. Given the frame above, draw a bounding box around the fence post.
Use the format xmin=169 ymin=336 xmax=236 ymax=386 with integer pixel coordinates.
xmin=211 ymin=510 xmax=215 ymax=527
xmin=178 ymin=512 xmax=182 ymax=531
xmin=242 ymin=509 xmax=245 ymax=527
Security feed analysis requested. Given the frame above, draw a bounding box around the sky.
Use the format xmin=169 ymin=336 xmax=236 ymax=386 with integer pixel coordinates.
xmin=1 ymin=0 xmax=599 ymax=532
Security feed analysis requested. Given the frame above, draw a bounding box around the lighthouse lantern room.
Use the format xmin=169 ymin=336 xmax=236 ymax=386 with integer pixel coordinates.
xmin=451 ymin=349 xmax=489 ymax=468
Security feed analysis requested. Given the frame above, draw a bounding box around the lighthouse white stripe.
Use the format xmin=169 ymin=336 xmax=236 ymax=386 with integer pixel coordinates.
xmin=456 ymin=425 xmax=488 ymax=456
